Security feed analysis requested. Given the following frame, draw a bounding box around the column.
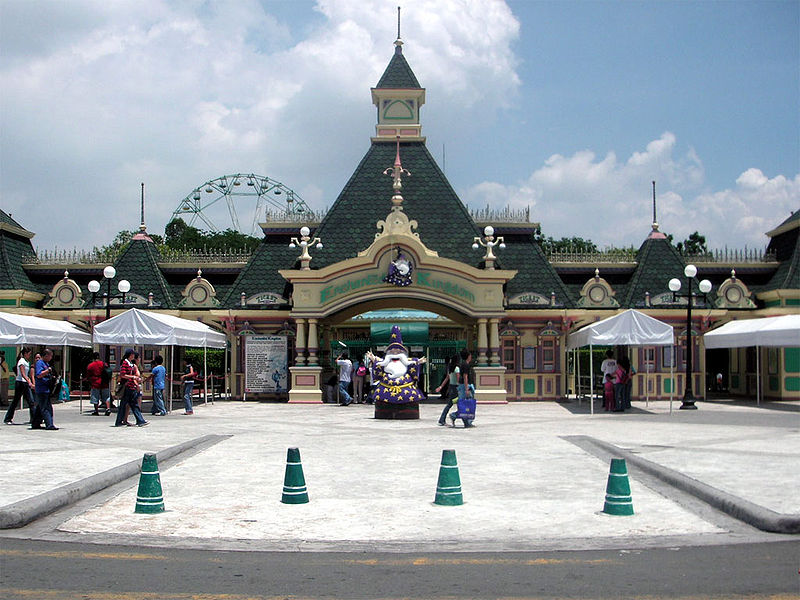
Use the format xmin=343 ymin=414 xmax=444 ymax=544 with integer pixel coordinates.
xmin=294 ymin=318 xmax=307 ymax=365
xmin=489 ymin=318 xmax=500 ymax=366
xmin=477 ymin=318 xmax=488 ymax=366
xmin=307 ymin=318 xmax=319 ymax=366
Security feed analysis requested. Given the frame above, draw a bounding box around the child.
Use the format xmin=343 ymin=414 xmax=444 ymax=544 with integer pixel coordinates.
xmin=604 ymin=374 xmax=615 ymax=412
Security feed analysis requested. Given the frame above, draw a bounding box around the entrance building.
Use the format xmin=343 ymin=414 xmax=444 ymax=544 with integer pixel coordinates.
xmin=1 ymin=33 xmax=797 ymax=403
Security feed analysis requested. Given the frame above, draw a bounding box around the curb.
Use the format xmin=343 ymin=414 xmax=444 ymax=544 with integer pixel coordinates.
xmin=0 ymin=434 xmax=229 ymax=529
xmin=564 ymin=435 xmax=800 ymax=534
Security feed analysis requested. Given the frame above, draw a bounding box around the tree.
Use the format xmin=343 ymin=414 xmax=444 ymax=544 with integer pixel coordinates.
xmin=667 ymin=231 xmax=709 ymax=256
xmin=532 ymin=226 xmax=598 ymax=253
xmin=164 ymin=218 xmax=260 ymax=253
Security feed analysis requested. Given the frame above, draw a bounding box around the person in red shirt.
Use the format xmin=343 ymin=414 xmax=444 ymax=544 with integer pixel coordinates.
xmin=85 ymin=352 xmax=111 ymax=416
xmin=114 ymin=349 xmax=148 ymax=427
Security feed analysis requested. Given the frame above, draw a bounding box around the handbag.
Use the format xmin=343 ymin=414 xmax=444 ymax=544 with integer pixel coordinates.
xmin=456 ymin=396 xmax=476 ymax=421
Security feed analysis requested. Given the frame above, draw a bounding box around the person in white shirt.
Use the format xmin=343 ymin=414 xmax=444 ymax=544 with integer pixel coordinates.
xmin=600 ymin=350 xmax=617 ymax=382
xmin=336 ymin=351 xmax=353 ymax=406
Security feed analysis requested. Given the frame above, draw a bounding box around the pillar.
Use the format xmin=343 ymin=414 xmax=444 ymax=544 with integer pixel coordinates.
xmin=489 ymin=318 xmax=500 ymax=366
xmin=294 ymin=318 xmax=307 ymax=365
xmin=307 ymin=319 xmax=319 ymax=366
xmin=477 ymin=318 xmax=489 ymax=366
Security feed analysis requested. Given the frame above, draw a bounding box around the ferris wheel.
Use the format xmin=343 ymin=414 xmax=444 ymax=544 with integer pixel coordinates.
xmin=171 ymin=173 xmax=312 ymax=236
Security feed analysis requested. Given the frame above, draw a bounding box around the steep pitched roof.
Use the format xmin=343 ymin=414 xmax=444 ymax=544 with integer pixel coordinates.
xmin=0 ymin=209 xmax=39 ymax=293
xmin=112 ymin=235 xmax=175 ymax=308
xmin=376 ymin=46 xmax=421 ymax=89
xmin=312 ymin=141 xmax=481 ymax=267
xmin=500 ymin=236 xmax=575 ymax=307
xmin=621 ymin=234 xmax=686 ymax=306
xmin=760 ymin=228 xmax=800 ymax=293
xmin=220 ymin=237 xmax=296 ymax=307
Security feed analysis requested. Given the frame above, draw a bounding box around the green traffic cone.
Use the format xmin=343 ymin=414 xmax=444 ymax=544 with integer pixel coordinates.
xmin=602 ymin=458 xmax=634 ymax=516
xmin=434 ymin=449 xmax=463 ymax=506
xmin=135 ymin=453 xmax=165 ymax=514
xmin=281 ymin=447 xmax=309 ymax=504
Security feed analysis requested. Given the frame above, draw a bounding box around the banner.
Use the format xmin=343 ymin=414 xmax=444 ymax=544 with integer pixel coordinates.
xmin=244 ymin=335 xmax=288 ymax=393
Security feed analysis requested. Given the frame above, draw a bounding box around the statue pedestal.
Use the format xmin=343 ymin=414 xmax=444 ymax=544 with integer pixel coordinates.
xmin=473 ymin=366 xmax=508 ymax=404
xmin=288 ymin=366 xmax=324 ymax=403
xmin=374 ymin=401 xmax=420 ymax=419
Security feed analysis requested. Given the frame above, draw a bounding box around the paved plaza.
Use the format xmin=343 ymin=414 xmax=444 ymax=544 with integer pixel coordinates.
xmin=0 ymin=398 xmax=798 ymax=552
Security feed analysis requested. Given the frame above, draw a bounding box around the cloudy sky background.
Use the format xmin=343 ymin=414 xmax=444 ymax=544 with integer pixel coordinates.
xmin=1 ymin=0 xmax=797 ymax=253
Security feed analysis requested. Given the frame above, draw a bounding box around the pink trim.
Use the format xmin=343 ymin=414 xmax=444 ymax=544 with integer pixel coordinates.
xmin=480 ymin=375 xmax=501 ymax=386
xmin=295 ymin=375 xmax=317 ymax=386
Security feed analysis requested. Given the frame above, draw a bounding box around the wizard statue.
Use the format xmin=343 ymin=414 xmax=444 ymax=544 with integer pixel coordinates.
xmin=365 ymin=325 xmax=426 ymax=419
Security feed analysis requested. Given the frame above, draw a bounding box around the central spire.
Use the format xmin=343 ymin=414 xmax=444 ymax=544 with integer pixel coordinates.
xmin=371 ymin=10 xmax=426 ymax=143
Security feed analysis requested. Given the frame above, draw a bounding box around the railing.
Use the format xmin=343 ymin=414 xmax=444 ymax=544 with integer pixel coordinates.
xmin=23 ymin=248 xmax=121 ymax=265
xmin=547 ymin=248 xmax=638 ymax=263
xmin=470 ymin=205 xmax=532 ymax=223
xmin=263 ymin=209 xmax=327 ymax=223
xmin=158 ymin=247 xmax=252 ymax=263
xmin=684 ymin=248 xmax=776 ymax=263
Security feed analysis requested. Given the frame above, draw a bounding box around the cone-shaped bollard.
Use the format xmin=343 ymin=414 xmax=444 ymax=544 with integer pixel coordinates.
xmin=281 ymin=447 xmax=309 ymax=504
xmin=434 ymin=449 xmax=463 ymax=506
xmin=135 ymin=452 xmax=165 ymax=514
xmin=602 ymin=458 xmax=634 ymax=516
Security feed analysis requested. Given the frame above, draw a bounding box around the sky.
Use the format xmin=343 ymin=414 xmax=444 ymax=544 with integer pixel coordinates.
xmin=1 ymin=0 xmax=798 ymax=254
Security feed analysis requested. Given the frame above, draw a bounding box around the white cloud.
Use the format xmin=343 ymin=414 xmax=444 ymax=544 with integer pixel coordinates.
xmin=463 ymin=132 xmax=799 ymax=249
xmin=0 ymin=0 xmax=521 ymax=248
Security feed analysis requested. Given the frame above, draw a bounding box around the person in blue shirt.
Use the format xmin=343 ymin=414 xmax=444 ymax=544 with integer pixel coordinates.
xmin=148 ymin=355 xmax=167 ymax=416
xmin=32 ymin=349 xmax=58 ymax=430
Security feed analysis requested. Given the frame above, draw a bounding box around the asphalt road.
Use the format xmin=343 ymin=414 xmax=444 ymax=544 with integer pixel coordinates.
xmin=1 ymin=538 xmax=798 ymax=599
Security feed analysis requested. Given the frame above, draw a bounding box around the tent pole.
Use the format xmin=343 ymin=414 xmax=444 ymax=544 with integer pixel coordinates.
xmin=670 ymin=346 xmax=674 ymax=414
xmin=756 ymin=345 xmax=761 ymax=406
xmin=204 ymin=346 xmax=208 ymax=405
xmin=224 ymin=342 xmax=228 ymax=400
xmin=645 ymin=347 xmax=649 ymax=409
xmin=576 ymin=347 xmax=581 ymax=404
xmin=63 ymin=343 xmax=68 ymax=404
xmin=589 ymin=343 xmax=594 ymax=415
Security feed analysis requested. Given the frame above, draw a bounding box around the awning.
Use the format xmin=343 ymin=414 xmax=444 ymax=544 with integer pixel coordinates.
xmin=567 ymin=309 xmax=674 ymax=350
xmin=0 ymin=311 xmax=92 ymax=347
xmin=370 ymin=322 xmax=429 ymax=345
xmin=92 ymin=308 xmax=226 ymax=348
xmin=704 ymin=314 xmax=800 ymax=348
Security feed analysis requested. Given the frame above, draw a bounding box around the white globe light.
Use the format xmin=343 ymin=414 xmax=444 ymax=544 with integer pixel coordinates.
xmin=484 ymin=225 xmax=494 ymax=237
xmin=87 ymin=280 xmax=100 ymax=293
xmin=668 ymin=278 xmax=682 ymax=292
xmin=103 ymin=265 xmax=116 ymax=279
xmin=300 ymin=226 xmax=310 ymax=237
xmin=117 ymin=280 xmax=131 ymax=293
xmin=288 ymin=242 xmax=296 ymax=248
xmin=699 ymin=279 xmax=712 ymax=293
xmin=316 ymin=242 xmax=323 ymax=249
xmin=684 ymin=264 xmax=697 ymax=278
xmin=472 ymin=242 xmax=480 ymax=250
xmin=499 ymin=242 xmax=506 ymax=249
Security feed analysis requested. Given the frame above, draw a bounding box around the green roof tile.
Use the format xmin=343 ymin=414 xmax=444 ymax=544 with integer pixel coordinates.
xmin=376 ymin=46 xmax=421 ymax=89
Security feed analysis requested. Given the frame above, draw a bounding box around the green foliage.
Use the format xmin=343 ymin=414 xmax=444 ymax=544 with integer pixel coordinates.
xmin=164 ymin=218 xmax=260 ymax=252
xmin=667 ymin=231 xmax=709 ymax=256
xmin=92 ymin=229 xmax=164 ymax=258
xmin=184 ymin=348 xmax=225 ymax=374
xmin=532 ymin=225 xmax=598 ymax=253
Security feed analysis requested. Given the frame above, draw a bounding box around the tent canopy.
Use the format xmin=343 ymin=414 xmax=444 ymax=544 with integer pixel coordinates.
xmin=704 ymin=314 xmax=800 ymax=348
xmin=0 ymin=311 xmax=92 ymax=347
xmin=92 ymin=308 xmax=226 ymax=348
xmin=567 ymin=309 xmax=674 ymax=350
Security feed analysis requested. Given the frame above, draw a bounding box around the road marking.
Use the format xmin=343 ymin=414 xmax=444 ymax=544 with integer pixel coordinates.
xmin=0 ymin=548 xmax=221 ymax=563
xmin=343 ymin=556 xmax=616 ymax=566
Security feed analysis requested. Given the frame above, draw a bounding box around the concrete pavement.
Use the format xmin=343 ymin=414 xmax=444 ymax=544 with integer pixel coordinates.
xmin=0 ymin=397 xmax=798 ymax=552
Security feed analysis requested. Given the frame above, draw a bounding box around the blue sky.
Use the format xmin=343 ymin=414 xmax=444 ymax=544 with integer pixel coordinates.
xmin=1 ymin=0 xmax=797 ymax=252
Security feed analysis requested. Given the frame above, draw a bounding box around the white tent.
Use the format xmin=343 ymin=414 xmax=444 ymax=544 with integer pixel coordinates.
xmin=0 ymin=311 xmax=92 ymax=347
xmin=567 ymin=310 xmax=675 ymax=414
xmin=704 ymin=314 xmax=800 ymax=404
xmin=93 ymin=308 xmax=226 ymax=411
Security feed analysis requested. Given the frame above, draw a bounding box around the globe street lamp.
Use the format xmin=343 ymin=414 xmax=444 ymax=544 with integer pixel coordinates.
xmin=88 ymin=266 xmax=131 ymax=321
xmin=668 ymin=264 xmax=712 ymax=410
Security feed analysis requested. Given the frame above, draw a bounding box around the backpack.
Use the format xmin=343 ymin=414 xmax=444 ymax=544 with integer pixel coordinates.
xmin=356 ymin=365 xmax=367 ymax=377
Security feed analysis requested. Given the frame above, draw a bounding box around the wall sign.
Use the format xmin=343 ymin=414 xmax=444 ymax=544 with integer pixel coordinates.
xmin=244 ymin=335 xmax=288 ymax=394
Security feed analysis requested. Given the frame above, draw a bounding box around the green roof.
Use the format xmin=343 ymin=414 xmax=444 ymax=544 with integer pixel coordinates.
xmin=313 ymin=141 xmax=480 ymax=266
xmin=220 ymin=237 xmax=296 ymax=307
xmin=621 ymin=234 xmax=686 ymax=306
xmin=501 ymin=237 xmax=575 ymax=307
xmin=111 ymin=236 xmax=175 ymax=308
xmin=0 ymin=209 xmax=39 ymax=293
xmin=376 ymin=46 xmax=421 ymax=89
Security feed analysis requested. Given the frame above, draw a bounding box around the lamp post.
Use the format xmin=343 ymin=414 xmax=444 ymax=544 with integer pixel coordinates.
xmin=88 ymin=266 xmax=131 ymax=362
xmin=668 ymin=264 xmax=712 ymax=410
xmin=289 ymin=226 xmax=323 ymax=270
xmin=472 ymin=225 xmax=506 ymax=270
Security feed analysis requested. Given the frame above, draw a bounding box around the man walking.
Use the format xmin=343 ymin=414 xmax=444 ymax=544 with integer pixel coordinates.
xmin=85 ymin=352 xmax=111 ymax=416
xmin=114 ymin=349 xmax=148 ymax=427
xmin=336 ymin=351 xmax=353 ymax=406
xmin=32 ymin=349 xmax=58 ymax=430
xmin=149 ymin=355 xmax=167 ymax=416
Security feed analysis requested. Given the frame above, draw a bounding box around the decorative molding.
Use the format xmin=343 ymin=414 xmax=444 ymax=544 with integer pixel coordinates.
xmin=714 ymin=269 xmax=756 ymax=309
xmin=178 ymin=270 xmax=220 ymax=308
xmin=44 ymin=271 xmax=84 ymax=309
xmin=576 ymin=269 xmax=619 ymax=308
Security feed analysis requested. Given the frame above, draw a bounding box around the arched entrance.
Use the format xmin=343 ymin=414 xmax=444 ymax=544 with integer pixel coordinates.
xmin=279 ymin=205 xmax=516 ymax=404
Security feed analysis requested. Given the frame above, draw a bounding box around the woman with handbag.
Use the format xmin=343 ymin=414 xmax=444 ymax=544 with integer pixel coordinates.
xmin=436 ymin=354 xmax=460 ymax=426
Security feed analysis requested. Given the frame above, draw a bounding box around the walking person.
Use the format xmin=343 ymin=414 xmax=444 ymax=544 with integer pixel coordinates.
xmin=613 ymin=356 xmax=630 ymax=412
xmin=114 ymin=349 xmax=148 ymax=427
xmin=436 ymin=354 xmax=460 ymax=426
xmin=450 ymin=349 xmax=474 ymax=427
xmin=336 ymin=351 xmax=353 ymax=406
xmin=352 ymin=360 xmax=367 ymax=403
xmin=148 ymin=355 xmax=167 ymax=416
xmin=32 ymin=349 xmax=58 ymax=430
xmin=180 ymin=357 xmax=197 ymax=415
xmin=0 ymin=351 xmax=10 ymax=407
xmin=85 ymin=352 xmax=111 ymax=416
xmin=4 ymin=347 xmax=34 ymax=425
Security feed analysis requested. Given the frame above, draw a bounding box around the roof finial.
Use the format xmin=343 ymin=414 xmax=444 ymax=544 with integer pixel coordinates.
xmin=384 ymin=136 xmax=410 ymax=209
xmin=394 ymin=6 xmax=403 ymax=53
xmin=140 ymin=182 xmax=146 ymax=232
xmin=651 ymin=180 xmax=658 ymax=231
